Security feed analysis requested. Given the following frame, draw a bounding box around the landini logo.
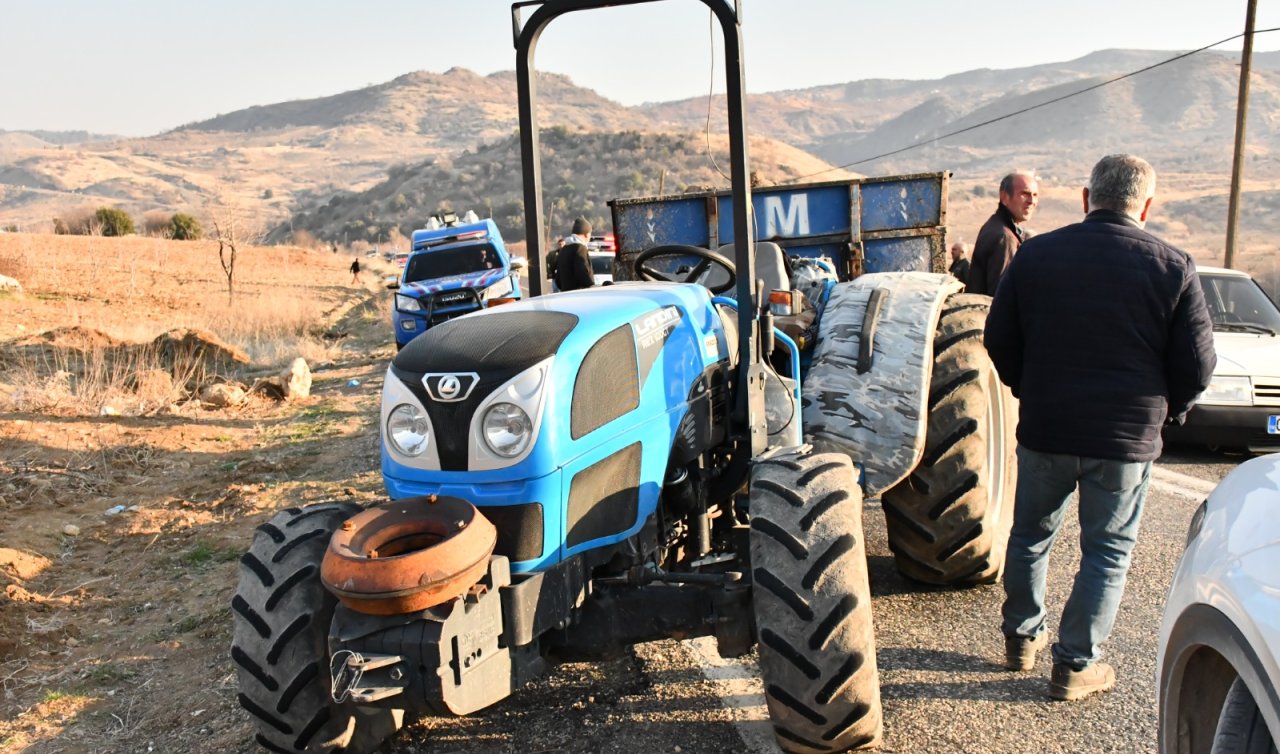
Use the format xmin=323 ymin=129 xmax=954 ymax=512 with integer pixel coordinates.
xmin=422 ymin=372 xmax=480 ymax=402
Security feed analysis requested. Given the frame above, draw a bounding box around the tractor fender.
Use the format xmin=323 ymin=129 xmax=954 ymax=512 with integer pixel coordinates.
xmin=801 ymin=271 xmax=964 ymax=496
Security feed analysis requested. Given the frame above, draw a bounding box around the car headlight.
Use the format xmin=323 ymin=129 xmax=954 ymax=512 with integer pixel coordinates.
xmin=387 ymin=403 xmax=429 ymax=456
xmin=1185 ymin=498 xmax=1208 ymax=549
xmin=482 ymin=403 xmax=532 ymax=457
xmin=396 ymin=293 xmax=423 ymax=313
xmin=1198 ymin=375 xmax=1251 ymax=405
xmin=483 ymin=276 xmax=513 ymax=301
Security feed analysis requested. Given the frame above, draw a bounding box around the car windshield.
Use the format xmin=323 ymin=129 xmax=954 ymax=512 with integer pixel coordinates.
xmin=591 ymin=255 xmax=613 ymax=275
xmin=1200 ymin=273 xmax=1280 ymax=334
xmin=404 ymin=244 xmax=500 ymax=284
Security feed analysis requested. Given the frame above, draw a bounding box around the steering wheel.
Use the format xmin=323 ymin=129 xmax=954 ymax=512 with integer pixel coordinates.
xmin=634 ymin=244 xmax=737 ymax=295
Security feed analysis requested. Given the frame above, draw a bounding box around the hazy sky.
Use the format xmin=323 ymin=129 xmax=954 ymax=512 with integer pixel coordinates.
xmin=2 ymin=0 xmax=1277 ymax=136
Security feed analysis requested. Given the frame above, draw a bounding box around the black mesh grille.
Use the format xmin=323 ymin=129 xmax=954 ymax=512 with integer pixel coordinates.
xmin=391 ymin=311 xmax=579 ymax=470
xmin=478 ymin=503 xmax=544 ymax=563
xmin=571 ymin=325 xmax=638 ymax=439
xmin=566 ymin=443 xmax=641 ymax=548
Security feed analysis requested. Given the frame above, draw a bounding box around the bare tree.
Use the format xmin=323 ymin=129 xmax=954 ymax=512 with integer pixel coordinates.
xmin=208 ymin=192 xmax=266 ymax=302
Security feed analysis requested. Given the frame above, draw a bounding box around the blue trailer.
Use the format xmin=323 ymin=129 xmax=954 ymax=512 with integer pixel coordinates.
xmin=608 ymin=172 xmax=949 ymax=282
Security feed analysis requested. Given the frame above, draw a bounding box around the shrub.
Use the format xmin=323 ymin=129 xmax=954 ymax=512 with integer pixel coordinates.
xmin=142 ymin=210 xmax=172 ymax=237
xmin=169 ymin=213 xmax=204 ymax=241
xmin=95 ymin=207 xmax=135 ymax=237
xmin=56 ymin=207 xmax=98 ymax=235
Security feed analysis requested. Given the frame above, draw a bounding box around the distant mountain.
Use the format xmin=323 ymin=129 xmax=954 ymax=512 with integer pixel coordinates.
xmin=0 ymin=49 xmax=1276 ymax=265
xmin=0 ymin=129 xmax=121 ymax=148
xmin=176 ymin=68 xmax=651 ymax=144
xmin=275 ymin=128 xmax=853 ymax=244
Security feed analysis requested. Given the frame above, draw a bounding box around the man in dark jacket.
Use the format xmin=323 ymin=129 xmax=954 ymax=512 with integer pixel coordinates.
xmin=967 ymin=171 xmax=1038 ymax=296
xmin=555 ymin=217 xmax=595 ymax=292
xmin=984 ymin=154 xmax=1215 ymax=701
xmin=949 ymin=241 xmax=970 ymax=284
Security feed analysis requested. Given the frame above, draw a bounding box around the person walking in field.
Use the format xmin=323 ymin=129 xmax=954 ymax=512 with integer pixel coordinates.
xmin=984 ymin=154 xmax=1215 ymax=701
xmin=967 ymin=171 xmax=1038 ymax=296
xmin=349 ymin=258 xmax=361 ymax=284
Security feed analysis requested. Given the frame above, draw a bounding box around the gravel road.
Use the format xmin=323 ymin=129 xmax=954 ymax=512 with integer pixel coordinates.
xmin=391 ymin=447 xmax=1243 ymax=754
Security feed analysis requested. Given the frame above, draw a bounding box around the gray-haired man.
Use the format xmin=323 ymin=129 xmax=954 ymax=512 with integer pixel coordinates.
xmin=984 ymin=154 xmax=1215 ymax=700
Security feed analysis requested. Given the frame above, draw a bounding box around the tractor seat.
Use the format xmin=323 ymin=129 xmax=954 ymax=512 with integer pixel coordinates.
xmin=708 ymin=242 xmax=790 ymax=301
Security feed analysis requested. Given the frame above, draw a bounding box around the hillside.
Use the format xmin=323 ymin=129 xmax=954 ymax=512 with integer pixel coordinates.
xmin=1 ymin=48 xmax=1278 ymax=266
xmin=276 ymin=128 xmax=855 ymax=244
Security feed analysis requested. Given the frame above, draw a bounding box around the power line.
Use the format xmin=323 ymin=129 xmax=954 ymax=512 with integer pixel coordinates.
xmin=783 ymin=26 xmax=1280 ymax=185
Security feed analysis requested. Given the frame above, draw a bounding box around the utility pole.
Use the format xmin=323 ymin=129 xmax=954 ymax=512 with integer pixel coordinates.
xmin=1224 ymin=0 xmax=1257 ymax=270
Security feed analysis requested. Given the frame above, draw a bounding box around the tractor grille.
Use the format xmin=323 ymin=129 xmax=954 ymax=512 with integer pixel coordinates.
xmin=392 ymin=310 xmax=579 ymax=470
xmin=1254 ymin=379 xmax=1280 ymax=407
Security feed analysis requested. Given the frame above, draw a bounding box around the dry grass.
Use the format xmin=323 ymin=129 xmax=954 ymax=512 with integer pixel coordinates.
xmin=0 ymin=232 xmax=372 ymax=416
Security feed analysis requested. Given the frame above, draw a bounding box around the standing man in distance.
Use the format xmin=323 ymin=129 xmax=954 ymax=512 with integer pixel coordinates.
xmin=555 ymin=217 xmax=596 ymax=292
xmin=948 ymin=241 xmax=970 ymax=284
xmin=967 ymin=171 xmax=1038 ymax=296
xmin=984 ymin=154 xmax=1215 ymax=701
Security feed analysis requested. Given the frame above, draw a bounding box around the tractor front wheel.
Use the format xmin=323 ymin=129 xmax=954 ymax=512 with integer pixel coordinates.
xmin=750 ymin=449 xmax=881 ymax=753
xmin=231 ymin=503 xmax=403 ymax=754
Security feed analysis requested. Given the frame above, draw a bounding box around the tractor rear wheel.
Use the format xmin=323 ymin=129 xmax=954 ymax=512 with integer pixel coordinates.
xmin=882 ymin=293 xmax=1017 ymax=585
xmin=750 ymin=449 xmax=881 ymax=753
xmin=231 ymin=503 xmax=403 ymax=754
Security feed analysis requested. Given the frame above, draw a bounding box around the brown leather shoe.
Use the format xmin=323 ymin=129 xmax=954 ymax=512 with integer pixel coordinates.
xmin=1004 ymin=633 xmax=1048 ymax=671
xmin=1049 ymin=662 xmax=1116 ymax=701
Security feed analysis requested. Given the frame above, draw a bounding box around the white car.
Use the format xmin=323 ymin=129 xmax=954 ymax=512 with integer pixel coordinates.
xmin=1158 ymin=453 xmax=1280 ymax=753
xmin=590 ymin=252 xmax=615 ymax=286
xmin=1164 ymin=266 xmax=1280 ymax=453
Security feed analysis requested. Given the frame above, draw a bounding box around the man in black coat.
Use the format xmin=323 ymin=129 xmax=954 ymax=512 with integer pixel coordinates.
xmin=984 ymin=154 xmax=1215 ymax=701
xmin=948 ymin=241 xmax=970 ymax=284
xmin=967 ymin=171 xmax=1038 ymax=296
xmin=555 ymin=217 xmax=596 ymax=292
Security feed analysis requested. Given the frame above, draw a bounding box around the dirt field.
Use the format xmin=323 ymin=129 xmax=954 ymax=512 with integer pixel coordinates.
xmin=0 ymin=234 xmax=397 ymax=753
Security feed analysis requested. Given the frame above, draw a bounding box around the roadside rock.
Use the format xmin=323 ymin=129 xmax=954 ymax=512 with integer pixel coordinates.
xmin=0 ymin=274 xmax=22 ymax=293
xmin=199 ymin=383 xmax=246 ymax=407
xmin=281 ymin=357 xmax=312 ymax=399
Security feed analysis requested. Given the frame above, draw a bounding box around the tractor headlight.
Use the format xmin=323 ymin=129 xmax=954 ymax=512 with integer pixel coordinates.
xmin=396 ymin=294 xmax=423 ymax=313
xmin=1199 ymin=375 xmax=1251 ymax=405
xmin=482 ymin=403 xmax=532 ymax=458
xmin=387 ymin=403 xmax=429 ymax=456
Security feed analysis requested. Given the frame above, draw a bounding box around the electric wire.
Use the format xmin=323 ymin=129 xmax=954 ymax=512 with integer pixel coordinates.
xmin=781 ymin=26 xmax=1280 ymax=185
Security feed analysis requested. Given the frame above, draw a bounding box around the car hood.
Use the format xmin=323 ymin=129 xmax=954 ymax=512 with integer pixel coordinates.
xmin=401 ymin=268 xmax=508 ymax=296
xmin=1212 ymin=332 xmax=1280 ymax=377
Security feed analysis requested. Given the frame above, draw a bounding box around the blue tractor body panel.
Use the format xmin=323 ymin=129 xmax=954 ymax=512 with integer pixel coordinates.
xmin=608 ymin=172 xmax=948 ymax=280
xmin=392 ymin=218 xmax=522 ymax=347
xmin=381 ymin=283 xmax=730 ymax=573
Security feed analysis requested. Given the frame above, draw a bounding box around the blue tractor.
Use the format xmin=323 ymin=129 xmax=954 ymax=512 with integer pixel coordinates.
xmin=390 ymin=216 xmax=524 ymax=349
xmin=231 ymin=2 xmax=1016 ymax=752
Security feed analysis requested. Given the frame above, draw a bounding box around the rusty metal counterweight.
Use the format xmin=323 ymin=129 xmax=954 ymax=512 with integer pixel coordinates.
xmin=320 ymin=495 xmax=497 ymax=616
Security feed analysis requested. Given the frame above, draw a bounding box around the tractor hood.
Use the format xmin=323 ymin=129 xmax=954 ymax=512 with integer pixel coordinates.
xmin=392 ymin=283 xmax=713 ymax=376
xmin=400 ymin=268 xmax=510 ymax=297
xmin=386 ymin=283 xmax=726 ymax=474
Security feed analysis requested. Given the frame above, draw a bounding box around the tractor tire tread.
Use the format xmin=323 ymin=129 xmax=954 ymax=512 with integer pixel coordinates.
xmin=751 ymin=449 xmax=881 ymax=753
xmin=883 ymin=293 xmax=1017 ymax=585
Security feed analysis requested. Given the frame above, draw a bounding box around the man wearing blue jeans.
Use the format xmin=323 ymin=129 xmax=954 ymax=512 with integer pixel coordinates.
xmin=984 ymin=154 xmax=1215 ymax=701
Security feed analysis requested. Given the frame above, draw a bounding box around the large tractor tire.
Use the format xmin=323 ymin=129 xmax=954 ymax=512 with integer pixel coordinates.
xmin=232 ymin=503 xmax=403 ymax=754
xmin=882 ymin=293 xmax=1017 ymax=585
xmin=750 ymin=449 xmax=881 ymax=753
